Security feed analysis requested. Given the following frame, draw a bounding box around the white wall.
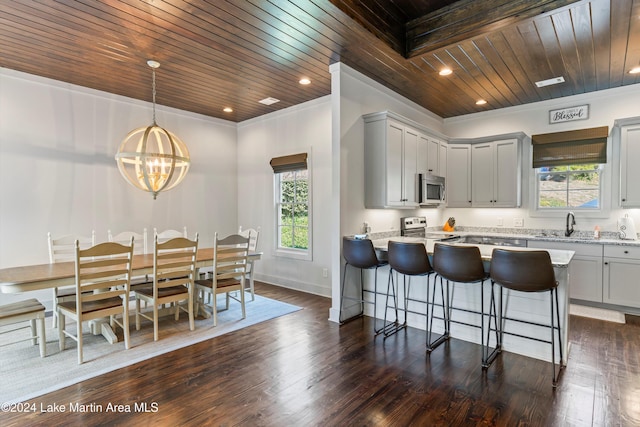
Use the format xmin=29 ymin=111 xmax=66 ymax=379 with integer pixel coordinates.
xmin=328 ymin=63 xmax=448 ymax=322
xmin=443 ymin=85 xmax=640 ymax=234
xmin=236 ymin=97 xmax=332 ymax=296
xmin=0 ymin=68 xmax=238 ymax=304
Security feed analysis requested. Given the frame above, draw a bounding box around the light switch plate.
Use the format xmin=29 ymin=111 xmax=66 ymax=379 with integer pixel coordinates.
xmin=514 ymin=218 xmax=524 ymax=227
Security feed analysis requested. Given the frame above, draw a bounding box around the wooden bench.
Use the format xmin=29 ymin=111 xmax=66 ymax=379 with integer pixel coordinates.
xmin=0 ymin=299 xmax=46 ymax=357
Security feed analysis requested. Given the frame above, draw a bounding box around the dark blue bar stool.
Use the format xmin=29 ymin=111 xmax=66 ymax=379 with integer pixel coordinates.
xmin=432 ymin=243 xmax=499 ymax=366
xmin=385 ymin=240 xmax=435 ymax=337
xmin=489 ymin=248 xmax=564 ymax=387
xmin=340 ymin=236 xmax=388 ymax=333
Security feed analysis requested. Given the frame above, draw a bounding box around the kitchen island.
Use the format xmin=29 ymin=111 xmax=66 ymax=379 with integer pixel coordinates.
xmin=349 ymin=237 xmax=574 ymax=364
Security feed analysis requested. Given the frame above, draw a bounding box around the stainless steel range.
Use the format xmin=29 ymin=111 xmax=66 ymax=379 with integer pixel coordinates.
xmin=400 ymin=216 xmax=427 ymax=237
xmin=400 ymin=216 xmax=458 ymax=240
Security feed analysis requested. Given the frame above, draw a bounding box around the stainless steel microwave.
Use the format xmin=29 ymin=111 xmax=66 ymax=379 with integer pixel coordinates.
xmin=419 ymin=173 xmax=445 ymax=206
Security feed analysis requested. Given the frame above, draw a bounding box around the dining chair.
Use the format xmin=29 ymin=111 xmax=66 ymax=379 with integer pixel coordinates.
xmin=195 ymin=233 xmax=249 ymax=326
xmin=48 ymin=231 xmax=96 ymax=328
xmin=0 ymin=298 xmax=47 ymax=358
xmin=108 ymin=228 xmax=148 ymax=255
xmin=238 ymin=226 xmax=260 ymax=301
xmin=109 ymin=228 xmax=150 ymax=290
xmin=153 ymin=226 xmax=188 ymax=243
xmin=134 ymin=234 xmax=198 ymax=341
xmin=57 ymin=238 xmax=134 ymax=364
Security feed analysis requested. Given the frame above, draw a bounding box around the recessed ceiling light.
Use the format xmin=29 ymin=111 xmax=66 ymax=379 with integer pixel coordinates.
xmin=259 ymin=97 xmax=280 ymax=105
xmin=535 ymin=76 xmax=565 ymax=87
xmin=629 ymin=67 xmax=640 ymax=74
xmin=299 ymin=78 xmax=311 ymax=85
xmin=476 ymin=99 xmax=487 ymax=105
xmin=439 ymin=68 xmax=452 ymax=76
xmin=223 ymin=107 xmax=233 ymax=113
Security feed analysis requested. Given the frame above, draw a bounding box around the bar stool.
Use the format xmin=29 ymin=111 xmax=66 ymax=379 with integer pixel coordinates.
xmin=432 ymin=243 xmax=499 ymax=367
xmin=489 ymin=248 xmax=564 ymax=387
xmin=340 ymin=237 xmax=389 ymax=333
xmin=385 ymin=241 xmax=435 ymax=337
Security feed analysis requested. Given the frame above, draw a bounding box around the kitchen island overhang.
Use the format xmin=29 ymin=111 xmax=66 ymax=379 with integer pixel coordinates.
xmin=343 ymin=237 xmax=574 ymax=365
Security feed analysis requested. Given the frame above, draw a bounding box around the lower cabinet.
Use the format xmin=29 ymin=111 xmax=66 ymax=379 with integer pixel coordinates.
xmin=529 ymin=241 xmax=640 ymax=309
xmin=603 ymin=245 xmax=640 ymax=308
xmin=527 ymin=241 xmax=603 ymax=303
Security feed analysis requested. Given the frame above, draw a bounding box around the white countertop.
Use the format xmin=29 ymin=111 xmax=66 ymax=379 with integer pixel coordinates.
xmin=371 ymin=237 xmax=574 ymax=267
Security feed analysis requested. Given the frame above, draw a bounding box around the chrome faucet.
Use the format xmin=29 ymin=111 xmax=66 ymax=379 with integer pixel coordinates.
xmin=565 ymin=211 xmax=576 ymax=237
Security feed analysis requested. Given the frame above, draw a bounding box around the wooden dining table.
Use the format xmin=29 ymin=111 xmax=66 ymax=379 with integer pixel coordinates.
xmin=0 ymin=248 xmax=262 ymax=343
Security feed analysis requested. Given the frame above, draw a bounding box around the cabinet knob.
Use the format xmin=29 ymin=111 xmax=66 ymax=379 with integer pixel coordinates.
xmin=604 ymin=262 xmax=609 ymax=265
xmin=622 ymin=198 xmax=627 ymax=202
xmin=625 ymin=250 xmax=629 ymax=254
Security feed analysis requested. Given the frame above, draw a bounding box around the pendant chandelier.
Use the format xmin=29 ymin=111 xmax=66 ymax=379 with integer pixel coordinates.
xmin=115 ymin=60 xmax=190 ymax=200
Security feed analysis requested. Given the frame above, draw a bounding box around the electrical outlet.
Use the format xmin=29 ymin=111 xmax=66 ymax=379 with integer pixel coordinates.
xmin=322 ymin=268 xmax=328 ymax=278
xmin=514 ymin=218 xmax=524 ymax=227
xmin=497 ymin=217 xmax=503 ymax=226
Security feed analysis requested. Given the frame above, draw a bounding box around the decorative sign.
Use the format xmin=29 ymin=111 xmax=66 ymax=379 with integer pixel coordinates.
xmin=549 ymin=104 xmax=589 ymax=124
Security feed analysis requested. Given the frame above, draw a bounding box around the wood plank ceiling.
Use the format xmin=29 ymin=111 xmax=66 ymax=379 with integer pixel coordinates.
xmin=1 ymin=0 xmax=639 ymax=123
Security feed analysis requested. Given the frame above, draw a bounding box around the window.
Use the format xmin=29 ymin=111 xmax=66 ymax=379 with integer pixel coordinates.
xmin=271 ymin=153 xmax=311 ymax=260
xmin=532 ymin=126 xmax=608 ymax=213
xmin=536 ymin=164 xmax=602 ymax=209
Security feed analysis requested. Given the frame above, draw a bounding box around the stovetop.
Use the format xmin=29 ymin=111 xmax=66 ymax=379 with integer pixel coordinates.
xmin=424 ymin=233 xmax=458 ymax=240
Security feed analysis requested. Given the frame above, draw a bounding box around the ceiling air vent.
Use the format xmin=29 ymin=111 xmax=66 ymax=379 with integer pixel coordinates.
xmin=259 ymin=97 xmax=280 ymax=105
xmin=535 ymin=77 xmax=565 ymax=88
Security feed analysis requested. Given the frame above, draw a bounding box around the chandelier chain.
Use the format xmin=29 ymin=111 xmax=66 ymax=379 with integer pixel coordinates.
xmin=151 ymin=67 xmax=157 ymax=125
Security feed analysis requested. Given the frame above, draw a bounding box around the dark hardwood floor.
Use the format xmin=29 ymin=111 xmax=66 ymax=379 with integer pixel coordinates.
xmin=2 ymin=282 xmax=640 ymax=426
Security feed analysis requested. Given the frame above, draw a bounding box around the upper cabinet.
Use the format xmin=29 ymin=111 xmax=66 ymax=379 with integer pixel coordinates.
xmin=446 ymin=144 xmax=471 ymax=208
xmin=363 ymin=111 xmax=447 ymax=209
xmin=423 ymin=134 xmax=448 ymax=177
xmin=471 ymin=139 xmax=521 ymax=207
xmin=618 ymin=118 xmax=640 ymax=207
xmin=449 ymin=133 xmax=525 ymax=208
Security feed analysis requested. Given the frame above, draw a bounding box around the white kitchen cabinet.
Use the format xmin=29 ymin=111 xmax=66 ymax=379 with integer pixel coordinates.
xmin=528 ymin=241 xmax=603 ymax=303
xmin=619 ymin=120 xmax=640 ymax=207
xmin=603 ymin=245 xmax=640 ymax=308
xmin=363 ymin=113 xmax=421 ymax=208
xmin=471 ymin=138 xmax=520 ymax=207
xmin=423 ymin=135 xmax=447 ymax=176
xmin=363 ymin=111 xmax=448 ymax=209
xmin=446 ymin=144 xmax=471 ymax=207
xmin=439 ymin=142 xmax=448 ymax=178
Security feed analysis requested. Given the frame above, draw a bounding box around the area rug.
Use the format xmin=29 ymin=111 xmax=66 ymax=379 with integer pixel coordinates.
xmin=0 ymin=295 xmax=301 ymax=403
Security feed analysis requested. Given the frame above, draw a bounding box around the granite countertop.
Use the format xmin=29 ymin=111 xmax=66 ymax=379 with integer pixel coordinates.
xmin=368 ymin=227 xmax=640 ymax=247
xmin=371 ymin=237 xmax=574 ymax=267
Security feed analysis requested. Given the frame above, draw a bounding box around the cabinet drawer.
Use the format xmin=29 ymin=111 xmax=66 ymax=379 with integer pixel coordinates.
xmin=528 ymin=240 xmax=603 ymax=257
xmin=604 ymin=245 xmax=640 ymax=259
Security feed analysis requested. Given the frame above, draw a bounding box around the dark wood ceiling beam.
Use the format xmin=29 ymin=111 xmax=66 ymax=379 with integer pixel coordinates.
xmin=405 ymin=0 xmax=582 ymax=58
xmin=326 ymin=0 xmax=407 ymax=53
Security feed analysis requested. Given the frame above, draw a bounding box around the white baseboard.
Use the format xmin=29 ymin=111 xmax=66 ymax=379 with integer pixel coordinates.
xmin=570 ymin=304 xmax=626 ymax=323
xmin=255 ymin=273 xmax=331 ymax=297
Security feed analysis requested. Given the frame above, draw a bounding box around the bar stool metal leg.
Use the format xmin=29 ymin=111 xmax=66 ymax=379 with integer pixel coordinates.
xmin=550 ymin=287 xmax=564 ymax=387
xmin=426 ymin=274 xmax=450 ymax=352
xmin=382 ymin=269 xmax=404 ymax=337
xmin=339 ymin=262 xmax=364 ymax=324
xmin=483 ymin=280 xmax=501 ymax=368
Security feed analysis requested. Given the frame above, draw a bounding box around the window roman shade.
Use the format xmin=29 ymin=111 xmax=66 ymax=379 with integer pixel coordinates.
xmin=270 ymin=153 xmax=307 ymax=173
xmin=531 ymin=126 xmax=608 ymax=168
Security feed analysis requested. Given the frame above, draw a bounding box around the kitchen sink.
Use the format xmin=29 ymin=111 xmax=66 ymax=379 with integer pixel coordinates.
xmin=453 ymin=235 xmax=527 ymax=247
